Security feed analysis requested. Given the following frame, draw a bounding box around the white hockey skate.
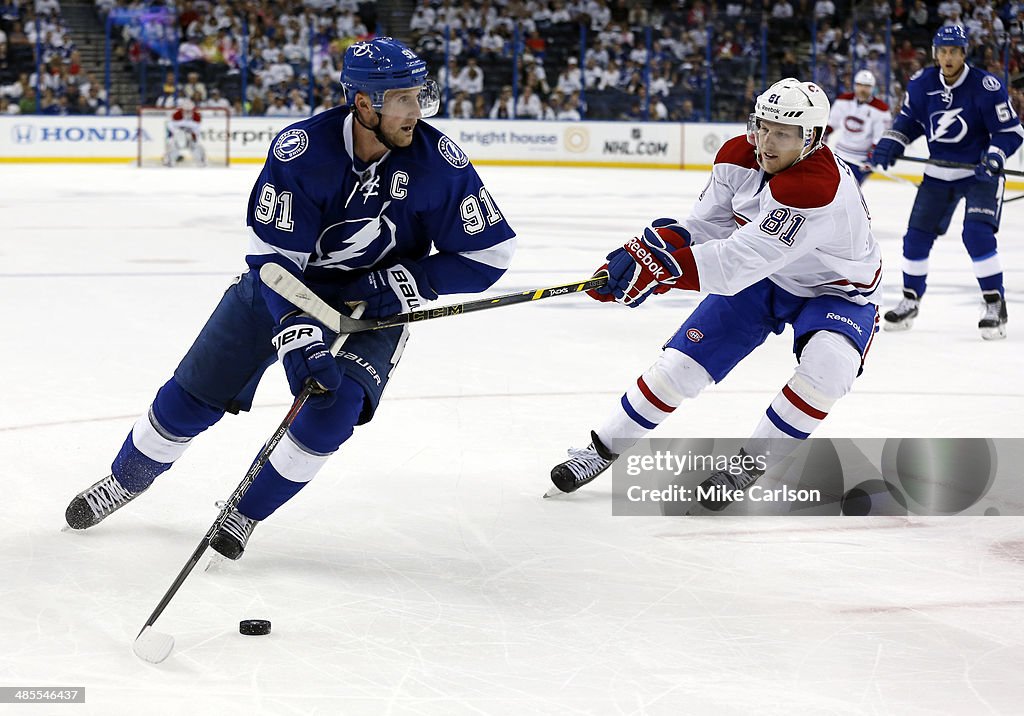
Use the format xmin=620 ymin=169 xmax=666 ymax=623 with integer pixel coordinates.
xmin=883 ymin=289 xmax=920 ymax=331
xmin=979 ymin=291 xmax=1008 ymax=340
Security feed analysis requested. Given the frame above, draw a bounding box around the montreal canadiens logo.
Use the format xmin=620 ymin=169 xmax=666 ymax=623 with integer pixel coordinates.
xmin=686 ymin=328 xmax=704 ymax=343
xmin=273 ymin=129 xmax=308 ymax=162
xmin=438 ymin=136 xmax=469 ymax=168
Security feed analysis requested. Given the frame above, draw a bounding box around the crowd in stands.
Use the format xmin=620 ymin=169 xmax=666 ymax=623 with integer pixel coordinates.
xmin=0 ymin=0 xmax=116 ymax=114
xmin=2 ymin=0 xmax=1024 ymax=123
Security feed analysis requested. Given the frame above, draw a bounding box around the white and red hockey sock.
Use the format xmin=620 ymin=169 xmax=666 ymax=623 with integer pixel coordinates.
xmin=595 ymin=348 xmax=713 ymax=453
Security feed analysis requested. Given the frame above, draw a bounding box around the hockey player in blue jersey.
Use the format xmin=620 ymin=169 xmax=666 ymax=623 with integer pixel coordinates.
xmin=871 ymin=26 xmax=1023 ymax=339
xmin=64 ymin=38 xmax=517 ymax=558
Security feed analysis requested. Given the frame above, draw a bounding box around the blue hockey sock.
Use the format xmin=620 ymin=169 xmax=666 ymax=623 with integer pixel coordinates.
xmin=236 ymin=459 xmax=308 ymax=521
xmin=962 ymin=222 xmax=1003 ymax=297
xmin=901 ymin=227 xmax=935 ymax=299
xmin=111 ymin=379 xmax=224 ymax=493
xmin=236 ymin=378 xmax=364 ymax=520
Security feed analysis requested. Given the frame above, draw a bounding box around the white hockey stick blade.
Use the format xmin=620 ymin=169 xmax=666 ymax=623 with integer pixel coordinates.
xmin=258 ymin=263 xmax=347 ymax=332
xmin=133 ymin=626 xmax=175 ymax=663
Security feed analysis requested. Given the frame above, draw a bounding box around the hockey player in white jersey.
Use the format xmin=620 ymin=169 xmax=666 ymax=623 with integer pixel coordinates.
xmin=872 ymin=26 xmax=1023 ymax=339
xmin=547 ymin=78 xmax=881 ymax=508
xmin=827 ymin=70 xmax=891 ymax=184
xmin=162 ymin=99 xmax=207 ymax=167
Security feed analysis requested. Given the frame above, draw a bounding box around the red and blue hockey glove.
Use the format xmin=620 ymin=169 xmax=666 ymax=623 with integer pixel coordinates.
xmin=975 ymin=148 xmax=1005 ymax=184
xmin=588 ymin=218 xmax=692 ymax=307
xmin=870 ymin=130 xmax=908 ymax=170
xmin=272 ymin=315 xmax=343 ymax=409
xmin=335 ymin=262 xmax=438 ymax=319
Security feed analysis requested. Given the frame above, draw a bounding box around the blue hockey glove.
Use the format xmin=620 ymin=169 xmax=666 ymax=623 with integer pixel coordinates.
xmin=975 ymin=149 xmax=1005 ymax=184
xmin=870 ymin=130 xmax=908 ymax=170
xmin=272 ymin=315 xmax=342 ymax=409
xmin=335 ymin=262 xmax=438 ymax=319
xmin=590 ymin=218 xmax=692 ymax=307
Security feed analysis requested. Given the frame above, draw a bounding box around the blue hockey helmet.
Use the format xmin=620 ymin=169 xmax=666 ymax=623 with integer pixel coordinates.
xmin=933 ymin=25 xmax=968 ymax=51
xmin=341 ymin=37 xmax=439 ymax=118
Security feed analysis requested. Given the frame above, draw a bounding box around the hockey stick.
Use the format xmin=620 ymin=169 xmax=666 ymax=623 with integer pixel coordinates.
xmin=259 ymin=262 xmax=609 ymax=334
xmin=865 ymin=163 xmax=919 ymax=187
xmin=131 ymin=304 xmax=365 ymax=664
xmin=898 ymin=155 xmax=1024 ymax=177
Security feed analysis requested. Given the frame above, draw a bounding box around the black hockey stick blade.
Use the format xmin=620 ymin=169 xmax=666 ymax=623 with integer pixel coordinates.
xmin=898 ymin=155 xmax=1024 ymax=177
xmin=130 ymin=309 xmax=364 ymax=663
xmin=260 ymin=262 xmax=609 ymax=334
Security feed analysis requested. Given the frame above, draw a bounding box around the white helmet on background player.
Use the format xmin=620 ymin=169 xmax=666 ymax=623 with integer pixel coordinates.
xmin=747 ymin=77 xmax=831 ymax=164
xmin=854 ymin=69 xmax=876 ymax=88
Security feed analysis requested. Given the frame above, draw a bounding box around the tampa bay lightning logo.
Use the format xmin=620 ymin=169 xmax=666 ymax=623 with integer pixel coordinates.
xmin=310 ymin=201 xmax=398 ymax=270
xmin=438 ymin=136 xmax=469 ymax=169
xmin=983 ymin=75 xmax=1001 ymax=92
xmin=273 ymin=129 xmax=308 ymax=162
xmin=928 ymin=108 xmax=969 ymax=143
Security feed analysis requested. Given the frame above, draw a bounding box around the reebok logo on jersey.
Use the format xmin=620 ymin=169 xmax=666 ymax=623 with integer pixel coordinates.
xmin=627 ymin=238 xmax=668 ymax=280
xmin=826 ymin=312 xmax=863 ymax=335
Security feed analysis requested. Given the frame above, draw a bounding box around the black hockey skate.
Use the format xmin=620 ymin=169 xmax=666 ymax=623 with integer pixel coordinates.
xmin=979 ymin=291 xmax=1008 ymax=340
xmin=65 ymin=474 xmax=146 ymax=530
xmin=546 ymin=431 xmax=618 ymax=497
xmin=210 ymin=507 xmax=259 ymax=560
xmin=883 ymin=289 xmax=920 ymax=331
xmin=696 ymin=451 xmax=765 ymax=512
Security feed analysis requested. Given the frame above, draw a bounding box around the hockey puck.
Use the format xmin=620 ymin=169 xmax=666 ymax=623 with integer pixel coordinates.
xmin=239 ymin=619 xmax=271 ymax=636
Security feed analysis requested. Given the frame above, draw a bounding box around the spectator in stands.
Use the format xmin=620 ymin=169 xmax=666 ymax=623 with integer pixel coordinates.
xmin=557 ymin=94 xmax=581 ymax=121
xmin=516 ymin=83 xmax=543 ymax=118
xmin=556 ymin=56 xmax=582 ymax=94
xmin=457 ymin=56 xmax=484 ymax=96
xmin=437 ymin=57 xmax=460 ymax=96
xmin=204 ymin=87 xmax=231 ymax=110
xmin=450 ymin=89 xmax=473 ymax=118
xmin=814 ymin=0 xmax=837 ymax=21
xmin=472 ymin=93 xmax=488 ymax=118
xmin=583 ymin=56 xmax=603 ymax=89
xmin=600 ymin=59 xmax=622 ymax=90
xmin=409 ymin=0 xmax=435 ymax=40
xmin=265 ymin=93 xmax=290 ymax=116
xmin=489 ymin=84 xmax=514 ymax=119
xmin=0 ymin=95 xmax=16 ymax=114
xmin=676 ymin=98 xmax=704 ymax=122
xmin=183 ymin=71 xmax=207 ymax=104
xmin=287 ymin=88 xmax=310 ymax=116
xmin=771 ymin=0 xmax=794 ymax=20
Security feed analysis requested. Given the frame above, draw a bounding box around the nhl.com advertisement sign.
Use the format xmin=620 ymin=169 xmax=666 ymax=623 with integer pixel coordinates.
xmin=436 ymin=118 xmax=683 ymax=167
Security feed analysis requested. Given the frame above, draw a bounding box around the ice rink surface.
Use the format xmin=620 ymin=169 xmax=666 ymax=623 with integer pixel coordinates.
xmin=2 ymin=160 xmax=1023 ymax=715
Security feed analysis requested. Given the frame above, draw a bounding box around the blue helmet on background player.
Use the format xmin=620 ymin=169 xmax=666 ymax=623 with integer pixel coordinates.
xmin=932 ymin=26 xmax=968 ymax=57
xmin=341 ymin=38 xmax=440 ymax=118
